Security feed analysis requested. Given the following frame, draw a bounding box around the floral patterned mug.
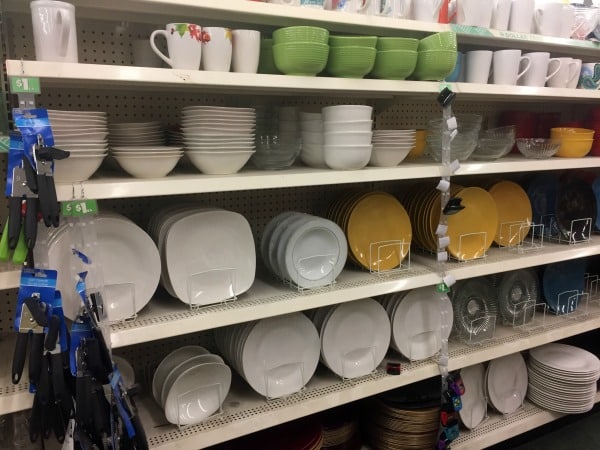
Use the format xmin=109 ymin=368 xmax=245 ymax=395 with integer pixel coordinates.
xmin=150 ymin=23 xmax=203 ymax=70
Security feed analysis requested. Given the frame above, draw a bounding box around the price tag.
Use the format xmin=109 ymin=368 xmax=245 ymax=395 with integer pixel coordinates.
xmin=9 ymin=77 xmax=41 ymax=94
xmin=436 ymin=282 xmax=450 ymax=293
xmin=61 ymin=199 xmax=98 ymax=217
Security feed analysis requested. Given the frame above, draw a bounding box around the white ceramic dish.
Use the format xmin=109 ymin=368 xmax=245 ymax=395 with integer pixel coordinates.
xmin=459 ymin=363 xmax=487 ymax=429
xmin=109 ymin=121 xmax=162 ymax=129
xmin=54 ymin=132 xmax=109 ymax=141
xmin=111 ymin=146 xmax=183 ymax=152
xmin=324 ymin=145 xmax=372 ymax=170
xmin=114 ymin=154 xmax=181 ymax=178
xmin=48 ymin=109 xmax=107 ymax=117
xmin=487 ymin=352 xmax=528 ymax=414
xmin=324 ymin=131 xmax=373 ymax=146
xmin=323 ymin=120 xmax=373 ymax=133
xmin=54 ymin=154 xmax=106 ymax=182
xmin=112 ymin=355 xmax=135 ymax=388
xmin=369 ymin=147 xmax=411 ymax=167
xmin=186 ymin=150 xmax=254 ymax=174
xmin=322 ymin=105 xmax=373 ymax=122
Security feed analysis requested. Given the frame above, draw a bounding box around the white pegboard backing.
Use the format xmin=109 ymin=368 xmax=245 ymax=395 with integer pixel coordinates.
xmin=0 ymin=289 xmax=19 ymax=333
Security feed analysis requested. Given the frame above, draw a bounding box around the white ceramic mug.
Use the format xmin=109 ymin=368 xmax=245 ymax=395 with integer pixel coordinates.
xmin=509 ymin=0 xmax=534 ymax=33
xmin=413 ymin=0 xmax=443 ymax=22
xmin=30 ymin=0 xmax=78 ymax=63
xmin=379 ymin=0 xmax=411 ymax=18
xmin=534 ymin=2 xmax=563 ymax=37
xmin=232 ymin=29 xmax=261 ymax=73
xmin=465 ymin=50 xmax=493 ymax=84
xmin=491 ymin=0 xmax=512 ymax=31
xmin=201 ymin=27 xmax=233 ymax=72
xmin=559 ymin=4 xmax=576 ymax=38
xmin=492 ymin=49 xmax=531 ymax=85
xmin=457 ymin=0 xmax=493 ymax=28
xmin=334 ymin=0 xmax=371 ymax=13
xmin=518 ymin=52 xmax=561 ymax=87
xmin=132 ymin=39 xmax=163 ymax=67
xmin=150 ymin=23 xmax=203 ymax=70
xmin=547 ymin=57 xmax=579 ymax=88
xmin=567 ymin=59 xmax=582 ymax=89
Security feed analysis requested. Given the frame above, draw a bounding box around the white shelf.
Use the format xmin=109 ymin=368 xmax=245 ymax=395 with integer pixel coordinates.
xmin=0 ymin=264 xmax=21 ymax=290
xmin=55 ymin=157 xmax=600 ymax=201
xmin=7 ymin=60 xmax=600 ymax=102
xmin=0 ymin=335 xmax=33 ymax=415
xmin=453 ymin=391 xmax=600 ymax=449
xmin=110 ymin=240 xmax=600 ymax=348
xmin=139 ymin=304 xmax=600 ymax=449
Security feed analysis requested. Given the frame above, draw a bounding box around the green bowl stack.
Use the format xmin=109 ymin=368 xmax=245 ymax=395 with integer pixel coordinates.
xmin=272 ymin=26 xmax=330 ymax=77
xmin=413 ymin=31 xmax=457 ymax=81
xmin=258 ymin=39 xmax=281 ymax=75
xmin=326 ymin=35 xmax=377 ymax=79
xmin=371 ymin=37 xmax=419 ymax=80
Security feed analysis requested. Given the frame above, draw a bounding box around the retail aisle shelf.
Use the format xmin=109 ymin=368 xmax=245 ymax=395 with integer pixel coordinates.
xmin=139 ymin=304 xmax=600 ymax=449
xmin=54 ymin=157 xmax=600 ymax=201
xmin=0 ymin=335 xmax=32 ymax=415
xmin=110 ymin=241 xmax=600 ymax=348
xmin=453 ymin=392 xmax=600 ymax=449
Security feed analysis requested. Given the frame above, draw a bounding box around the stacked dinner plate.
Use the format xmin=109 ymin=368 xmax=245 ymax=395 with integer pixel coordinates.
xmin=542 ymin=258 xmax=587 ymax=315
xmin=486 ymin=352 xmax=528 ymax=415
xmin=260 ymin=212 xmax=347 ymax=289
xmin=108 ymin=121 xmax=165 ymax=146
xmin=214 ymin=313 xmax=320 ymax=398
xmin=33 ymin=212 xmax=160 ymax=322
xmin=326 ymin=191 xmax=412 ymax=272
xmin=181 ymin=105 xmax=256 ymax=174
xmin=148 ymin=205 xmax=256 ymax=306
xmin=48 ymin=109 xmax=109 ymax=182
xmin=497 ymin=268 xmax=540 ymax=326
xmin=487 ymin=180 xmax=532 ymax=247
xmin=527 ymin=343 xmax=600 ymax=414
xmin=459 ymin=363 xmax=487 ymax=429
xmin=369 ymin=129 xmax=416 ymax=167
xmin=151 ymin=345 xmax=231 ymax=426
xmin=379 ymin=286 xmax=453 ymax=361
xmin=451 ymin=277 xmax=498 ymax=343
xmin=306 ymin=298 xmax=390 ymax=379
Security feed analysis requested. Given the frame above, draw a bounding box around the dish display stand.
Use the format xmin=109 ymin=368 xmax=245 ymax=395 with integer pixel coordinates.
xmin=368 ymin=239 xmax=411 ymax=276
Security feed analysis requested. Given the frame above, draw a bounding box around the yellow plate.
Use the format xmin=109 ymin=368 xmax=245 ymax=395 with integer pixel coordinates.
xmin=427 ymin=184 xmax=464 ymax=252
xmin=488 ymin=180 xmax=532 ymax=247
xmin=346 ymin=192 xmax=412 ymax=271
xmin=446 ymin=187 xmax=498 ymax=261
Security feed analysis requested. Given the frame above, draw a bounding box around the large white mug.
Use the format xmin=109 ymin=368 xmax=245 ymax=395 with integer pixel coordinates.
xmin=232 ymin=29 xmax=261 ymax=73
xmin=150 ymin=23 xmax=203 ymax=70
xmin=509 ymin=0 xmax=535 ymax=33
xmin=379 ymin=0 xmax=411 ymax=18
xmin=567 ymin=59 xmax=582 ymax=89
xmin=492 ymin=49 xmax=531 ymax=85
xmin=559 ymin=5 xmax=576 ymax=39
xmin=547 ymin=57 xmax=579 ymax=88
xmin=201 ymin=27 xmax=233 ymax=72
xmin=534 ymin=2 xmax=563 ymax=37
xmin=30 ymin=0 xmax=78 ymax=63
xmin=457 ymin=0 xmax=493 ymax=28
xmin=465 ymin=50 xmax=493 ymax=84
xmin=491 ymin=0 xmax=512 ymax=31
xmin=413 ymin=0 xmax=444 ymax=22
xmin=518 ymin=52 xmax=561 ymax=87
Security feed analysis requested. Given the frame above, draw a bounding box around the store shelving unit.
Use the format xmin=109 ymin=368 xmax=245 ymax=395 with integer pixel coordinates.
xmin=2 ymin=1 xmax=600 ymax=448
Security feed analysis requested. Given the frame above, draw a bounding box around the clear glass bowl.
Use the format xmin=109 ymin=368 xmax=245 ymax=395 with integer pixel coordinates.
xmin=471 ymin=137 xmax=514 ymax=161
xmin=252 ymin=134 xmax=302 ymax=169
xmin=516 ymin=138 xmax=560 ymax=159
xmin=481 ymin=125 xmax=516 ymax=142
xmin=426 ymin=135 xmax=478 ymax=162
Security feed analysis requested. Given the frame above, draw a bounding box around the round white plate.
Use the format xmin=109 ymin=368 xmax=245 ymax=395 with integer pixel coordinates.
xmin=260 ymin=212 xmax=301 ymax=274
xmin=459 ymin=363 xmax=487 ymax=429
xmin=182 ymin=106 xmax=255 ymax=114
xmin=112 ymin=355 xmax=135 ymax=388
xmin=529 ymin=343 xmax=600 ymax=376
xmin=487 ymin=352 xmax=528 ymax=414
xmin=48 ymin=109 xmax=107 ymax=117
xmin=109 ymin=121 xmax=162 ymax=129
xmin=267 ymin=213 xmax=308 ymax=278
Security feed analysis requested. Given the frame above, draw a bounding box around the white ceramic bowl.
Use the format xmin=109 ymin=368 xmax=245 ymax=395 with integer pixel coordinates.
xmin=277 ymin=120 xmax=299 ymax=132
xmin=324 ymin=131 xmax=373 ymax=146
xmin=301 ymin=131 xmax=324 ymax=145
xmin=300 ymin=120 xmax=324 ymax=132
xmin=324 ymin=120 xmax=373 ymax=133
xmin=112 ymin=150 xmax=184 ymax=157
xmin=59 ymin=144 xmax=109 ymax=153
xmin=114 ymin=154 xmax=181 ymax=178
xmin=186 ymin=145 xmax=255 ymax=152
xmin=369 ymin=147 xmax=411 ymax=167
xmin=321 ymin=105 xmax=373 ymax=122
xmin=300 ymin=151 xmax=327 ymax=168
xmin=324 ymin=145 xmax=373 ymax=170
xmin=186 ymin=150 xmax=254 ymax=174
xmin=54 ymin=154 xmax=106 ymax=183
xmin=300 ymin=112 xmax=322 ymax=121
xmin=372 ymin=138 xmax=416 ymax=145
xmin=54 ymin=132 xmax=109 ymax=142
xmin=111 ymin=146 xmax=183 ymax=153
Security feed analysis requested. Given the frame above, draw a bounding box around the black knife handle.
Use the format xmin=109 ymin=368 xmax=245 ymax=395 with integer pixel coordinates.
xmin=24 ymin=197 xmax=38 ymax=249
xmin=76 ymin=375 xmax=93 ymax=429
xmin=46 ymin=177 xmax=59 ymax=227
xmin=8 ymin=197 xmax=22 ymax=250
xmin=45 ymin=315 xmax=60 ymax=351
xmin=29 ymin=332 xmax=45 ymax=386
xmin=37 ymin=175 xmax=53 ymax=227
xmin=12 ymin=332 xmax=29 ymax=384
xmin=51 ymin=401 xmax=66 ymax=443
xmin=29 ymin=393 xmax=42 ymax=443
xmin=50 ymin=351 xmax=66 ymax=404
xmin=37 ymin=354 xmax=51 ymax=406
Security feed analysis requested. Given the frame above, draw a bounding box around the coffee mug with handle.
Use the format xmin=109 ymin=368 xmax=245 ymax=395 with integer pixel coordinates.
xmin=509 ymin=0 xmax=534 ymax=33
xmin=491 ymin=0 xmax=512 ymax=31
xmin=567 ymin=59 xmax=582 ymax=89
xmin=30 ymin=0 xmax=78 ymax=63
xmin=492 ymin=49 xmax=531 ymax=85
xmin=534 ymin=2 xmax=563 ymax=37
xmin=465 ymin=50 xmax=493 ymax=84
xmin=379 ymin=0 xmax=411 ymax=18
xmin=150 ymin=23 xmax=203 ymax=70
xmin=547 ymin=57 xmax=578 ymax=88
xmin=413 ymin=0 xmax=444 ymax=22
xmin=202 ymin=27 xmax=233 ymax=72
xmin=579 ymin=63 xmax=600 ymax=90
xmin=457 ymin=0 xmax=493 ymax=28
xmin=518 ymin=52 xmax=561 ymax=87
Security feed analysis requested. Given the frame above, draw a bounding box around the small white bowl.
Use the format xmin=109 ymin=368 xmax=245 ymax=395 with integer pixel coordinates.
xmin=324 ymin=145 xmax=373 ymax=170
xmin=59 ymin=144 xmax=109 ymax=153
xmin=324 ymin=120 xmax=373 ymax=133
xmin=186 ymin=145 xmax=255 ymax=152
xmin=54 ymin=154 xmax=106 ymax=183
xmin=186 ymin=150 xmax=254 ymax=174
xmin=369 ymin=147 xmax=411 ymax=167
xmin=301 ymin=131 xmax=324 ymax=145
xmin=300 ymin=120 xmax=323 ymax=132
xmin=322 ymin=105 xmax=373 ymax=122
xmin=112 ymin=150 xmax=184 ymax=157
xmin=114 ymin=154 xmax=181 ymax=178
xmin=300 ymin=151 xmax=327 ymax=168
xmin=111 ymin=146 xmax=183 ymax=153
xmin=324 ymin=131 xmax=373 ymax=146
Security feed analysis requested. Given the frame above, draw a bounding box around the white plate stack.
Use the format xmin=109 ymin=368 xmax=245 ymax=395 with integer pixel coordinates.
xmin=370 ymin=130 xmax=417 ymax=167
xmin=214 ymin=313 xmax=320 ymax=398
xmin=379 ymin=286 xmax=453 ymax=361
xmin=181 ymin=106 xmax=256 ymax=174
xmin=108 ymin=121 xmax=165 ymax=146
xmin=306 ymin=298 xmax=390 ymax=379
xmin=260 ymin=212 xmax=348 ymax=289
xmin=148 ymin=205 xmax=256 ymax=306
xmin=151 ymin=346 xmax=231 ymax=426
xmin=527 ymin=343 xmax=600 ymax=414
xmin=34 ymin=212 xmax=160 ymax=322
xmin=48 ymin=109 xmax=109 ymax=182
xmin=459 ymin=363 xmax=487 ymax=429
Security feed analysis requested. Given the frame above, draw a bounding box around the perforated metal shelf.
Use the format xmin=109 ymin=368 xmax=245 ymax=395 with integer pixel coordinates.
xmin=0 ymin=334 xmax=33 ymax=415
xmin=136 ymin=304 xmax=600 ymax=449
xmin=452 ymin=392 xmax=600 ymax=449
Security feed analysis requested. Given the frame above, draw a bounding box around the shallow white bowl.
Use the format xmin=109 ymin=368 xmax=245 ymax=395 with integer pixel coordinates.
xmin=322 ymin=105 xmax=373 ymax=122
xmin=54 ymin=154 xmax=106 ymax=183
xmin=324 ymin=145 xmax=373 ymax=170
xmin=186 ymin=150 xmax=255 ymax=174
xmin=324 ymin=120 xmax=373 ymax=133
xmin=58 ymin=144 xmax=109 ymax=153
xmin=111 ymin=146 xmax=183 ymax=153
xmin=114 ymin=154 xmax=181 ymax=178
xmin=300 ymin=150 xmax=327 ymax=168
xmin=324 ymin=131 xmax=373 ymax=146
xmin=369 ymin=147 xmax=411 ymax=167
xmin=112 ymin=150 xmax=184 ymax=157
xmin=186 ymin=145 xmax=255 ymax=152
xmin=301 ymin=131 xmax=324 ymax=145
xmin=300 ymin=120 xmax=324 ymax=132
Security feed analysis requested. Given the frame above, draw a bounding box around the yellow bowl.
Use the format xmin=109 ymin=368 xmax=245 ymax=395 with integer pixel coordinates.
xmin=555 ymin=138 xmax=593 ymax=157
xmin=407 ymin=130 xmax=426 ymax=159
xmin=551 ymin=127 xmax=595 ymax=139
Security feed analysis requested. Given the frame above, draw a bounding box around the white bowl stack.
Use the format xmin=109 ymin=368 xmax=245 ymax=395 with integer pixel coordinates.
xmin=299 ymin=112 xmax=326 ymax=168
xmin=322 ymin=105 xmax=373 ymax=170
xmin=181 ymin=106 xmax=256 ymax=175
xmin=370 ymin=129 xmax=417 ymax=167
xmin=108 ymin=121 xmax=165 ymax=146
xmin=48 ymin=109 xmax=109 ymax=182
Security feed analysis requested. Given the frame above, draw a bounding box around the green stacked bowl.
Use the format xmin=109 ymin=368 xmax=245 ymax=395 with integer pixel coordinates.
xmin=413 ymin=32 xmax=457 ymax=81
xmin=371 ymin=49 xmax=418 ymax=80
xmin=258 ymin=39 xmax=281 ymax=75
xmin=272 ymin=26 xmax=330 ymax=76
xmin=417 ymin=31 xmax=457 ymax=52
xmin=327 ymin=35 xmax=377 ymax=79
xmin=376 ymin=37 xmax=419 ymax=51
